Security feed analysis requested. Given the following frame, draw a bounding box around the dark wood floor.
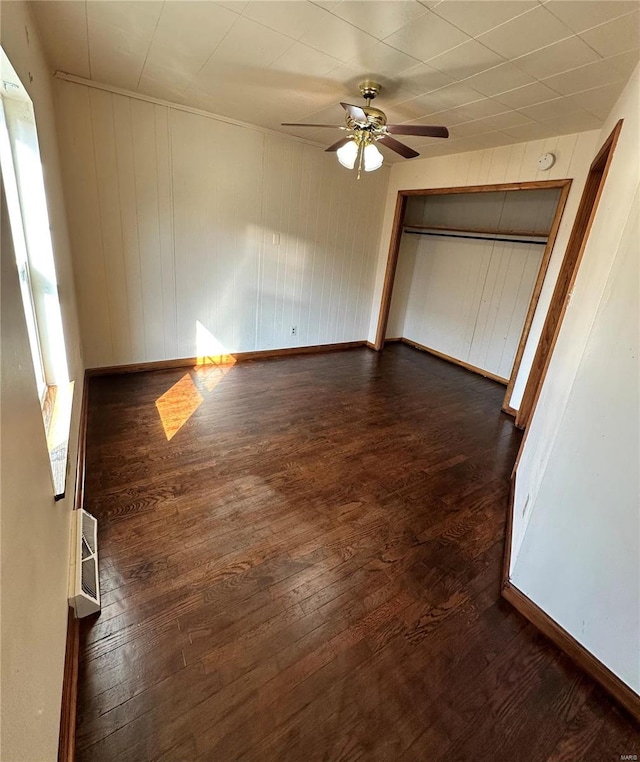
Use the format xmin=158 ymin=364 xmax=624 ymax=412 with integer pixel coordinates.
xmin=77 ymin=344 xmax=638 ymax=761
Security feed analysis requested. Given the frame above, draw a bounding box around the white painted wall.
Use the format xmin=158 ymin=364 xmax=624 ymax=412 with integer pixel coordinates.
xmin=510 ymin=66 xmax=640 ymax=694
xmin=388 ymin=189 xmax=559 ymax=380
xmin=368 ymin=130 xmax=600 ymax=408
xmin=53 ymin=80 xmax=389 ymax=369
xmin=0 ymin=3 xmax=84 ymax=760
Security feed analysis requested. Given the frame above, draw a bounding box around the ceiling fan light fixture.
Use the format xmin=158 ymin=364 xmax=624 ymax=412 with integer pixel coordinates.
xmin=336 ymin=139 xmax=358 ymax=169
xmin=284 ymin=80 xmax=449 ymax=173
xmin=363 ymin=142 xmax=383 ymax=172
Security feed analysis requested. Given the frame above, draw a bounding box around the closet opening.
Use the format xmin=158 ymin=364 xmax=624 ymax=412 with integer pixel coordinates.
xmin=375 ymin=180 xmax=572 ymax=419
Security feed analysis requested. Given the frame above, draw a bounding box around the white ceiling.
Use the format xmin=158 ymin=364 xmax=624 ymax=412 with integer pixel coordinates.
xmin=32 ymin=0 xmax=640 ymax=160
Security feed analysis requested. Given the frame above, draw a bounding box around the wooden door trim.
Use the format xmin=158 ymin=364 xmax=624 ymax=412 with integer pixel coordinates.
xmin=374 ymin=193 xmax=406 ymax=350
xmin=515 ymin=120 xmax=623 ymax=428
xmin=400 ymin=179 xmax=570 ymax=196
xmin=502 ymin=180 xmax=572 ymax=413
xmin=374 ymin=180 xmax=573 ymax=376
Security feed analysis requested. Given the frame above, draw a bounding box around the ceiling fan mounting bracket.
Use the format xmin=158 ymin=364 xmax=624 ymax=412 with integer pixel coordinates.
xmin=359 ymin=80 xmax=381 ymax=102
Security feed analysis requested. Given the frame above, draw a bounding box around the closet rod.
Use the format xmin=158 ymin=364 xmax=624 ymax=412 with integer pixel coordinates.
xmin=403 ymin=229 xmax=548 ymax=246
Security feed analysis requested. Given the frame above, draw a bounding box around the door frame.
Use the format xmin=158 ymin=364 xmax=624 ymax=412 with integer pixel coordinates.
xmin=515 ymin=120 xmax=623 ymax=429
xmin=374 ymin=179 xmax=572 ymax=408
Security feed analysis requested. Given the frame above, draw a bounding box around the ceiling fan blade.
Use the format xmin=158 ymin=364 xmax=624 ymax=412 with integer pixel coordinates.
xmin=386 ymin=125 xmax=449 ymax=138
xmin=378 ymin=135 xmax=419 ymax=159
xmin=282 ymin=123 xmax=346 ymax=129
xmin=325 ymin=137 xmax=352 ymax=153
xmin=340 ymin=102 xmax=368 ymax=122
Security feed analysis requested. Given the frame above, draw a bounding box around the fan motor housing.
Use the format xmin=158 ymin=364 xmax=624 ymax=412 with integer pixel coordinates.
xmin=346 ymin=106 xmax=387 ymax=132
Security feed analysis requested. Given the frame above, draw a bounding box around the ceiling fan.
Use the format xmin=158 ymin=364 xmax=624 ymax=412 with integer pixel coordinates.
xmin=282 ymin=80 xmax=449 ymax=178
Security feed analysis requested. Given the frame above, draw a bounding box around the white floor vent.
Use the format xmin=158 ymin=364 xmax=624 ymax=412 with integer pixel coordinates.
xmin=70 ymin=508 xmax=101 ymax=618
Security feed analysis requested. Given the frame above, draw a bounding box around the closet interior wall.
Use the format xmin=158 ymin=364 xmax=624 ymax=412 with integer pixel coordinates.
xmin=387 ymin=189 xmax=561 ymax=384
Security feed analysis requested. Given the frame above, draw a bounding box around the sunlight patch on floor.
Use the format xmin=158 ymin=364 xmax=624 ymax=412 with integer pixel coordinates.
xmin=155 ymin=373 xmax=204 ymax=441
xmin=155 ymin=322 xmax=238 ymax=440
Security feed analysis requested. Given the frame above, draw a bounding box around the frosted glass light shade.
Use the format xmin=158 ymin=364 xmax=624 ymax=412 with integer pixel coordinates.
xmin=336 ymin=140 xmax=358 ymax=169
xmin=364 ymin=143 xmax=383 ymax=172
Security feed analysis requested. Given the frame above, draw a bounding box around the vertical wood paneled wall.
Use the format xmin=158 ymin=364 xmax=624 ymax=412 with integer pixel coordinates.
xmin=54 ymin=81 xmax=388 ymax=368
xmin=388 ymin=189 xmax=560 ymax=380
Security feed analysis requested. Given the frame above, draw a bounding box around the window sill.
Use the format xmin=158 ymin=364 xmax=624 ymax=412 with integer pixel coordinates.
xmin=43 ymin=380 xmax=74 ymax=500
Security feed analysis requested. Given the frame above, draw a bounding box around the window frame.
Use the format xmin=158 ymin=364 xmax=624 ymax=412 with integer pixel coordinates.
xmin=0 ymin=96 xmax=48 ymax=402
xmin=1 ymin=48 xmax=73 ymax=499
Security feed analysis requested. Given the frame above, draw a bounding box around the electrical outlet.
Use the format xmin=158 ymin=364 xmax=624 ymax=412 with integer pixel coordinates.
xmin=290 ymin=326 xmax=297 ymax=336
xmin=272 ymin=233 xmax=280 ymax=245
